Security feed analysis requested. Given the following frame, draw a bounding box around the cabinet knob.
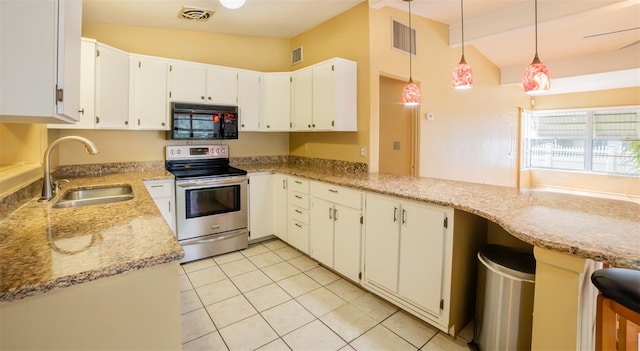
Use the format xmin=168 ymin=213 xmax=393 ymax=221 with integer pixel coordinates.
xmin=308 ymin=124 xmax=311 ymax=128
xmin=125 ymin=120 xmax=129 ymax=125
xmin=201 ymin=96 xmax=205 ymax=100
xmin=161 ymin=122 xmax=166 ymax=126
xmin=207 ymin=96 xmax=211 ymax=100
xmin=312 ymin=124 xmax=315 ymax=128
xmin=241 ymin=124 xmax=245 ymax=128
xmin=78 ymin=108 xmax=85 ymax=115
xmin=267 ymin=125 xmax=270 ymax=128
xmin=137 ymin=118 xmax=141 ymax=126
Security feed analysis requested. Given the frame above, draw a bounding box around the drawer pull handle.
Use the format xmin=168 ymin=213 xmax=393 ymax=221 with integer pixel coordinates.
xmin=334 ymin=208 xmax=338 ymax=221
xmin=295 ymin=209 xmax=302 ymax=214
xmin=393 ymin=207 xmax=398 ymax=223
xmin=402 ymin=209 xmax=406 ymax=225
xmin=150 ymin=185 xmax=164 ymax=188
xmin=295 ymin=195 xmax=302 ymax=199
xmin=295 ymin=223 xmax=302 ymax=228
xmin=328 ymin=189 xmax=338 ymax=193
xmin=295 ymin=180 xmax=302 ymax=184
xmin=329 ymin=208 xmax=332 ymax=219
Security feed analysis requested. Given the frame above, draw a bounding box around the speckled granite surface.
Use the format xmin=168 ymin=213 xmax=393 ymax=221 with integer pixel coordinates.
xmin=0 ymin=169 xmax=182 ymax=302
xmin=242 ymin=163 xmax=640 ymax=270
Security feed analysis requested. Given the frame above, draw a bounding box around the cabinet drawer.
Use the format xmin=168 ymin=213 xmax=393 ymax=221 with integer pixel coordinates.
xmin=288 ymin=191 xmax=309 ymax=209
xmin=310 ymin=181 xmax=362 ymax=209
xmin=289 ymin=205 xmax=309 ymax=224
xmin=288 ymin=177 xmax=309 ymax=194
xmin=144 ymin=180 xmax=173 ymax=198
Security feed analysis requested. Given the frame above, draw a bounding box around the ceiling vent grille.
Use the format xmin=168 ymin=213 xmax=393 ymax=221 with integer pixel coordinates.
xmin=291 ymin=46 xmax=303 ymax=65
xmin=178 ymin=6 xmax=215 ymax=21
xmin=392 ymin=19 xmax=416 ymax=55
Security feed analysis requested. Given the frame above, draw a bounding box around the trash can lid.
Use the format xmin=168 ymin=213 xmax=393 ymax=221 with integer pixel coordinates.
xmin=478 ymin=245 xmax=536 ymax=281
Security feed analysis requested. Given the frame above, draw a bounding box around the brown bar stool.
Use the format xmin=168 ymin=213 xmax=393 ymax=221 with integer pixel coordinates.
xmin=591 ymin=268 xmax=640 ymax=351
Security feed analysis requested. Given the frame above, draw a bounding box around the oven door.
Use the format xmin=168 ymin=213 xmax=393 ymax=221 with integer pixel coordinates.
xmin=175 ymin=175 xmax=248 ymax=241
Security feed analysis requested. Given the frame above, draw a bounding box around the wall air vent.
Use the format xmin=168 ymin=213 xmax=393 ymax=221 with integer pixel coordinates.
xmin=178 ymin=6 xmax=215 ymax=21
xmin=291 ymin=46 xmax=303 ymax=65
xmin=392 ymin=19 xmax=416 ymax=55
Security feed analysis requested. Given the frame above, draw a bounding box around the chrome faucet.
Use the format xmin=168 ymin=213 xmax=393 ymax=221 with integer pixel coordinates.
xmin=38 ymin=136 xmax=99 ymax=203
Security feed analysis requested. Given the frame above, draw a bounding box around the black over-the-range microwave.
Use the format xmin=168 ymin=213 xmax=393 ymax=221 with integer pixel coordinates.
xmin=168 ymin=102 xmax=239 ymax=140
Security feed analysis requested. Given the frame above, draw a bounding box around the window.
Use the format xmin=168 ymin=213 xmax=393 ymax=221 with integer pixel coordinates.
xmin=523 ymin=107 xmax=640 ymax=176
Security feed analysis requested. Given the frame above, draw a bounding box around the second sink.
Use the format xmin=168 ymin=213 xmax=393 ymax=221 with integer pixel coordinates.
xmin=53 ymin=184 xmax=134 ymax=208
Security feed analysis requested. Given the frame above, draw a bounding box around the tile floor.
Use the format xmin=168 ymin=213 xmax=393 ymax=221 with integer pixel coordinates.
xmin=180 ymin=238 xmax=474 ymax=351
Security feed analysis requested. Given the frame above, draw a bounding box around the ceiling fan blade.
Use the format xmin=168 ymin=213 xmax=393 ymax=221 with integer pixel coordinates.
xmin=619 ymin=40 xmax=640 ymax=50
xmin=583 ymin=26 xmax=639 ymax=39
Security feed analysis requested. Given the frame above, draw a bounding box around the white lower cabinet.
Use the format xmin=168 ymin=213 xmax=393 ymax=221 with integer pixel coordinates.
xmin=248 ymin=173 xmax=274 ymax=242
xmin=287 ymin=177 xmax=310 ymax=253
xmin=272 ymin=174 xmax=288 ymax=241
xmin=144 ymin=179 xmax=175 ymax=234
xmin=309 ymin=181 xmax=363 ymax=282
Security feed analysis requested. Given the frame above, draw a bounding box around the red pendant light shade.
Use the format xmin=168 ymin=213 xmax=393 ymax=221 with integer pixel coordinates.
xmin=452 ymin=0 xmax=473 ymax=89
xmin=522 ymin=0 xmax=551 ymax=95
xmin=402 ymin=0 xmax=421 ymax=106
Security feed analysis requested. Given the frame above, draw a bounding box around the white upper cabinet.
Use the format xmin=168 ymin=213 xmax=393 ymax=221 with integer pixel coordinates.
xmin=262 ymin=73 xmax=291 ymax=131
xmin=207 ymin=66 xmax=238 ymax=105
xmin=168 ymin=61 xmax=207 ymax=104
xmin=130 ymin=55 xmax=169 ymax=130
xmin=94 ymin=43 xmax=130 ymax=129
xmin=0 ymin=0 xmax=82 ymax=123
xmin=290 ymin=58 xmax=357 ymax=132
xmin=238 ymin=70 xmax=262 ymax=131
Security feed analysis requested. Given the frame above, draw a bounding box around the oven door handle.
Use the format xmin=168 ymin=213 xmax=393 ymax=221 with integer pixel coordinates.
xmin=180 ymin=229 xmax=247 ymax=246
xmin=176 ymin=176 xmax=247 ymax=188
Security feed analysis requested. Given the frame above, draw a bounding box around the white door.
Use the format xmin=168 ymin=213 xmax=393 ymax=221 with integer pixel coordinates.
xmin=288 ymin=219 xmax=309 ymax=254
xmin=169 ymin=61 xmax=206 ymax=103
xmin=263 ymin=72 xmax=291 ymax=131
xmin=132 ymin=56 xmax=168 ymax=130
xmin=364 ymin=193 xmax=400 ymax=292
xmin=272 ymin=174 xmax=288 ymax=241
xmin=55 ymin=0 xmax=82 ymax=121
xmin=312 ymin=61 xmax=335 ymax=130
xmin=291 ymin=67 xmax=313 ymax=131
xmin=206 ymin=66 xmax=237 ymax=105
xmin=238 ymin=70 xmax=262 ymax=131
xmin=398 ymin=201 xmax=446 ymax=315
xmin=334 ymin=204 xmax=362 ymax=282
xmin=309 ymin=197 xmax=334 ymax=267
xmin=95 ymin=44 xmax=130 ymax=129
xmin=248 ymin=173 xmax=274 ymax=241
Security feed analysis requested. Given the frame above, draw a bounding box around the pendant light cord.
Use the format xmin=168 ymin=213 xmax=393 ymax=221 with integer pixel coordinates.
xmin=534 ymin=0 xmax=538 ymax=54
xmin=461 ymin=0 xmax=465 ymax=57
xmin=408 ymin=0 xmax=413 ymax=80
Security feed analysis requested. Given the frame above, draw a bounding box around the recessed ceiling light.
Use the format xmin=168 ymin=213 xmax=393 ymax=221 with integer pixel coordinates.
xmin=219 ymin=0 xmax=245 ymax=10
xmin=178 ymin=6 xmax=215 ymax=21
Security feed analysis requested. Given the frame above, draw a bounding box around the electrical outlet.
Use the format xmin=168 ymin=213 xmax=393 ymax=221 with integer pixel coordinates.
xmin=360 ymin=146 xmax=366 ymax=158
xmin=426 ymin=113 xmax=434 ymax=120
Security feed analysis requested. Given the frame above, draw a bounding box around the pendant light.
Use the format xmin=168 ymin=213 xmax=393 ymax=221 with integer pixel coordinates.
xmin=219 ymin=0 xmax=245 ymax=10
xmin=402 ymin=0 xmax=421 ymax=106
xmin=452 ymin=0 xmax=473 ymax=89
xmin=522 ymin=0 xmax=551 ymax=94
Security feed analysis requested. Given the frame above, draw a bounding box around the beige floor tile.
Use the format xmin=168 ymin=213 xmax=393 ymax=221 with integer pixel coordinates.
xmin=181 ymin=289 xmax=203 ymax=314
xmin=282 ymin=320 xmax=346 ymax=351
xmin=249 ymin=251 xmax=284 ymax=268
xmin=196 ymin=279 xmax=241 ymax=306
xmin=382 ymin=310 xmax=438 ymax=348
xmin=351 ymin=325 xmax=416 ymax=351
xmin=245 ymin=283 xmax=292 ymax=312
xmin=457 ymin=320 xmax=475 ymax=342
xmin=219 ymin=258 xmax=257 ymax=277
xmin=180 ymin=274 xmax=193 ymax=292
xmin=277 ymin=273 xmax=321 ymax=298
xmin=262 ymin=261 xmax=301 ymax=281
xmin=262 ymin=239 xmax=288 ymax=251
xmin=288 ymin=255 xmax=319 ymax=271
xmin=305 ymin=266 xmax=341 ymax=285
xmin=206 ymin=294 xmax=257 ymax=329
xmin=420 ymin=332 xmax=469 ymax=351
xmin=320 ymin=304 xmax=378 ymax=342
xmin=218 ymin=314 xmax=278 ymax=351
xmin=349 ymin=292 xmax=399 ymax=322
xmin=188 ymin=266 xmax=227 ymax=288
xmin=241 ymin=243 xmax=270 ymax=257
xmin=182 ymin=331 xmax=228 ymax=351
xmin=230 ymin=269 xmax=273 ymax=293
xmin=183 ymin=258 xmax=216 ymax=273
xmin=213 ymin=251 xmax=245 ymax=265
xmin=326 ymin=279 xmax=366 ymax=302
xmin=181 ymin=308 xmax=216 ymax=344
xmin=296 ymin=287 xmax=346 ymax=318
xmin=339 ymin=345 xmax=356 ymax=351
xmin=274 ymin=246 xmax=304 ymax=260
xmin=255 ymin=338 xmax=291 ymax=351
xmin=261 ymin=300 xmax=315 ymax=336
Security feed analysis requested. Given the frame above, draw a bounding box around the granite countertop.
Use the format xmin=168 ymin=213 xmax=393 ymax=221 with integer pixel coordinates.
xmin=0 ymin=170 xmax=183 ymax=303
xmin=242 ymin=163 xmax=640 ymax=270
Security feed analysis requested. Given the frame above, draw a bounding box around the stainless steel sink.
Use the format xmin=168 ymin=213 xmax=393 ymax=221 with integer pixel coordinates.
xmin=53 ymin=184 xmax=134 ymax=208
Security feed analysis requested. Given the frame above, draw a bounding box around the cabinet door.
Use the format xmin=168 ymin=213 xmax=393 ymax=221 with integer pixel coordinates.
xmin=364 ymin=193 xmax=400 ymax=292
xmin=334 ymin=204 xmax=362 ymax=282
xmin=291 ymin=67 xmax=313 ymax=131
xmin=95 ymin=44 xmax=130 ymax=129
xmin=263 ymin=72 xmax=291 ymax=131
xmin=288 ymin=219 xmax=309 ymax=254
xmin=238 ymin=70 xmax=262 ymax=131
xmin=248 ymin=173 xmax=274 ymax=241
xmin=309 ymin=197 xmax=334 ymax=267
xmin=206 ymin=66 xmax=237 ymax=105
xmin=132 ymin=56 xmax=168 ymax=130
xmin=398 ymin=201 xmax=446 ymax=315
xmin=272 ymin=174 xmax=288 ymax=241
xmin=311 ymin=61 xmax=335 ymax=131
xmin=168 ymin=61 xmax=206 ymax=103
xmin=144 ymin=179 xmax=175 ymax=235
xmin=55 ymin=0 xmax=82 ymax=121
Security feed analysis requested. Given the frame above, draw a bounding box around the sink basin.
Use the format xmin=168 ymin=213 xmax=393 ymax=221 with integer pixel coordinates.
xmin=53 ymin=184 xmax=134 ymax=208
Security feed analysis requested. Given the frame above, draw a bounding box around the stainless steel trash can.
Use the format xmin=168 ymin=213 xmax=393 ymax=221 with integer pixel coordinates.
xmin=473 ymin=245 xmax=536 ymax=351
